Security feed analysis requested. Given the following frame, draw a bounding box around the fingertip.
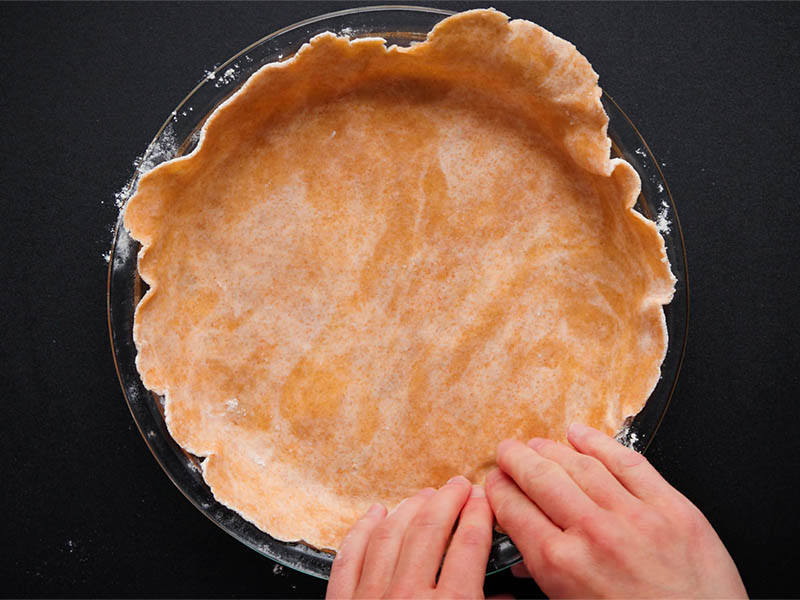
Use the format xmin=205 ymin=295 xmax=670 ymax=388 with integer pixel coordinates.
xmin=567 ymin=422 xmax=593 ymax=441
xmin=470 ymin=484 xmax=486 ymax=498
xmin=418 ymin=486 xmax=437 ymax=497
xmin=567 ymin=422 xmax=585 ymax=438
xmin=446 ymin=475 xmax=471 ymax=487
xmin=619 ymin=447 xmax=647 ymax=467
xmin=527 ymin=437 xmax=547 ymax=450
xmin=485 ymin=467 xmax=503 ymax=486
xmin=496 ymin=438 xmax=517 ymax=455
xmin=366 ymin=503 xmax=386 ymax=517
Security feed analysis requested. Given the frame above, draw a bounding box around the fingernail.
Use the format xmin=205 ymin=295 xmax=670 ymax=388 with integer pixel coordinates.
xmin=568 ymin=422 xmax=590 ymax=438
xmin=470 ymin=485 xmax=485 ymax=498
xmin=620 ymin=449 xmax=646 ymax=467
xmin=447 ymin=475 xmax=470 ymax=486
xmin=485 ymin=468 xmax=502 ymax=484
xmin=497 ymin=439 xmax=517 ymax=457
xmin=527 ymin=437 xmax=547 ymax=450
xmin=367 ymin=503 xmax=384 ymax=516
xmin=388 ymin=498 xmax=407 ymax=516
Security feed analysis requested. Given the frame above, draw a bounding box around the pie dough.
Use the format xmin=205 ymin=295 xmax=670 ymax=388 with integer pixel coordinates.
xmin=125 ymin=9 xmax=675 ymax=550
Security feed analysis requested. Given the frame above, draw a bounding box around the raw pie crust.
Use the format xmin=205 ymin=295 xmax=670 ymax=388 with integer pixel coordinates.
xmin=125 ymin=9 xmax=675 ymax=550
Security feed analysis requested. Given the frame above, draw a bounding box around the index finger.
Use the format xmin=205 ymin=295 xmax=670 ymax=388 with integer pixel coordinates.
xmin=496 ymin=439 xmax=598 ymax=529
xmin=326 ymin=503 xmax=387 ymax=599
xmin=437 ymin=485 xmax=493 ymax=597
xmin=484 ymin=468 xmax=560 ymax=560
xmin=567 ymin=423 xmax=681 ymax=506
xmin=391 ymin=476 xmax=472 ymax=589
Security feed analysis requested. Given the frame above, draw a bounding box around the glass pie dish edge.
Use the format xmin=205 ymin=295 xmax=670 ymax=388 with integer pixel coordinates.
xmin=106 ymin=5 xmax=689 ymax=580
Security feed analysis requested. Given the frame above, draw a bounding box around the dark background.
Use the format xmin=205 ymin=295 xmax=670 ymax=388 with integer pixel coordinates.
xmin=2 ymin=1 xmax=799 ymax=598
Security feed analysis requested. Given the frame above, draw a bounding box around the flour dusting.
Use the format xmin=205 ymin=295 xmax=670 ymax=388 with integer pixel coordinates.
xmin=655 ymin=199 xmax=671 ymax=234
xmin=616 ymin=425 xmax=642 ymax=452
xmin=139 ymin=124 xmax=178 ymax=174
xmin=104 ymin=122 xmax=182 ymax=265
xmin=215 ymin=67 xmax=238 ymax=88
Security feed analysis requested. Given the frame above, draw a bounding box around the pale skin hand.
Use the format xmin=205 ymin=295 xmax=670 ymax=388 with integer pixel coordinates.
xmin=326 ymin=476 xmax=494 ymax=599
xmin=486 ymin=423 xmax=748 ymax=599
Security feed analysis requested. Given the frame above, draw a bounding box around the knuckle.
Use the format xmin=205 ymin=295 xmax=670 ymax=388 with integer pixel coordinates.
xmin=539 ymin=536 xmax=575 ymax=571
xmin=676 ymin=503 xmax=709 ymax=536
xmin=576 ymin=511 xmax=623 ymax=551
xmin=683 ymin=501 xmax=705 ymax=524
xmin=409 ymin=511 xmax=440 ymax=533
xmin=493 ymin=495 xmax=517 ymax=525
xmin=629 ymin=504 xmax=666 ymax=532
xmin=456 ymin=523 xmax=490 ymax=549
xmin=484 ymin=471 xmax=503 ymax=494
xmin=533 ymin=438 xmax=556 ymax=452
xmin=574 ymin=511 xmax=605 ymax=537
xmin=570 ymin=455 xmax=605 ymax=481
xmin=521 ymin=459 xmax=558 ymax=487
xmin=575 ymin=510 xmax=601 ymax=531
xmin=614 ymin=449 xmax=648 ymax=471
xmin=662 ymin=496 xmax=697 ymax=524
xmin=370 ymin=523 xmax=398 ymax=545
xmin=574 ymin=454 xmax=603 ymax=476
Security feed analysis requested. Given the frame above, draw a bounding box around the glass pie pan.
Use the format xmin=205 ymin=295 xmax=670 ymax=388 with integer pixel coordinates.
xmin=107 ymin=5 xmax=689 ymax=580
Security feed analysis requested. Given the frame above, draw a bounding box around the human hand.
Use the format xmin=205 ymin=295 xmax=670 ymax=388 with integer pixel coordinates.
xmin=326 ymin=476 xmax=493 ymax=599
xmin=485 ymin=423 xmax=747 ymax=599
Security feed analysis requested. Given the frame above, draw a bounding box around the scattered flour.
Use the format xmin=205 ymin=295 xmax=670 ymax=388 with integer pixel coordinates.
xmin=616 ymin=426 xmax=642 ymax=451
xmin=139 ymin=124 xmax=178 ymax=174
xmin=215 ymin=67 xmax=238 ymax=88
xmin=113 ymin=188 xmax=128 ymax=209
xmin=655 ymin=199 xmax=672 ymax=234
xmin=104 ymin=122 xmax=180 ymax=265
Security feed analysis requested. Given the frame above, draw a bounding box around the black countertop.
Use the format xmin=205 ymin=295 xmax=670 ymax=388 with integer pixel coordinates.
xmin=3 ymin=2 xmax=799 ymax=597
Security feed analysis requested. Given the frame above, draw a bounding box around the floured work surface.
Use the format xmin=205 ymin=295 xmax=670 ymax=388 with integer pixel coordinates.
xmin=125 ymin=9 xmax=675 ymax=549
